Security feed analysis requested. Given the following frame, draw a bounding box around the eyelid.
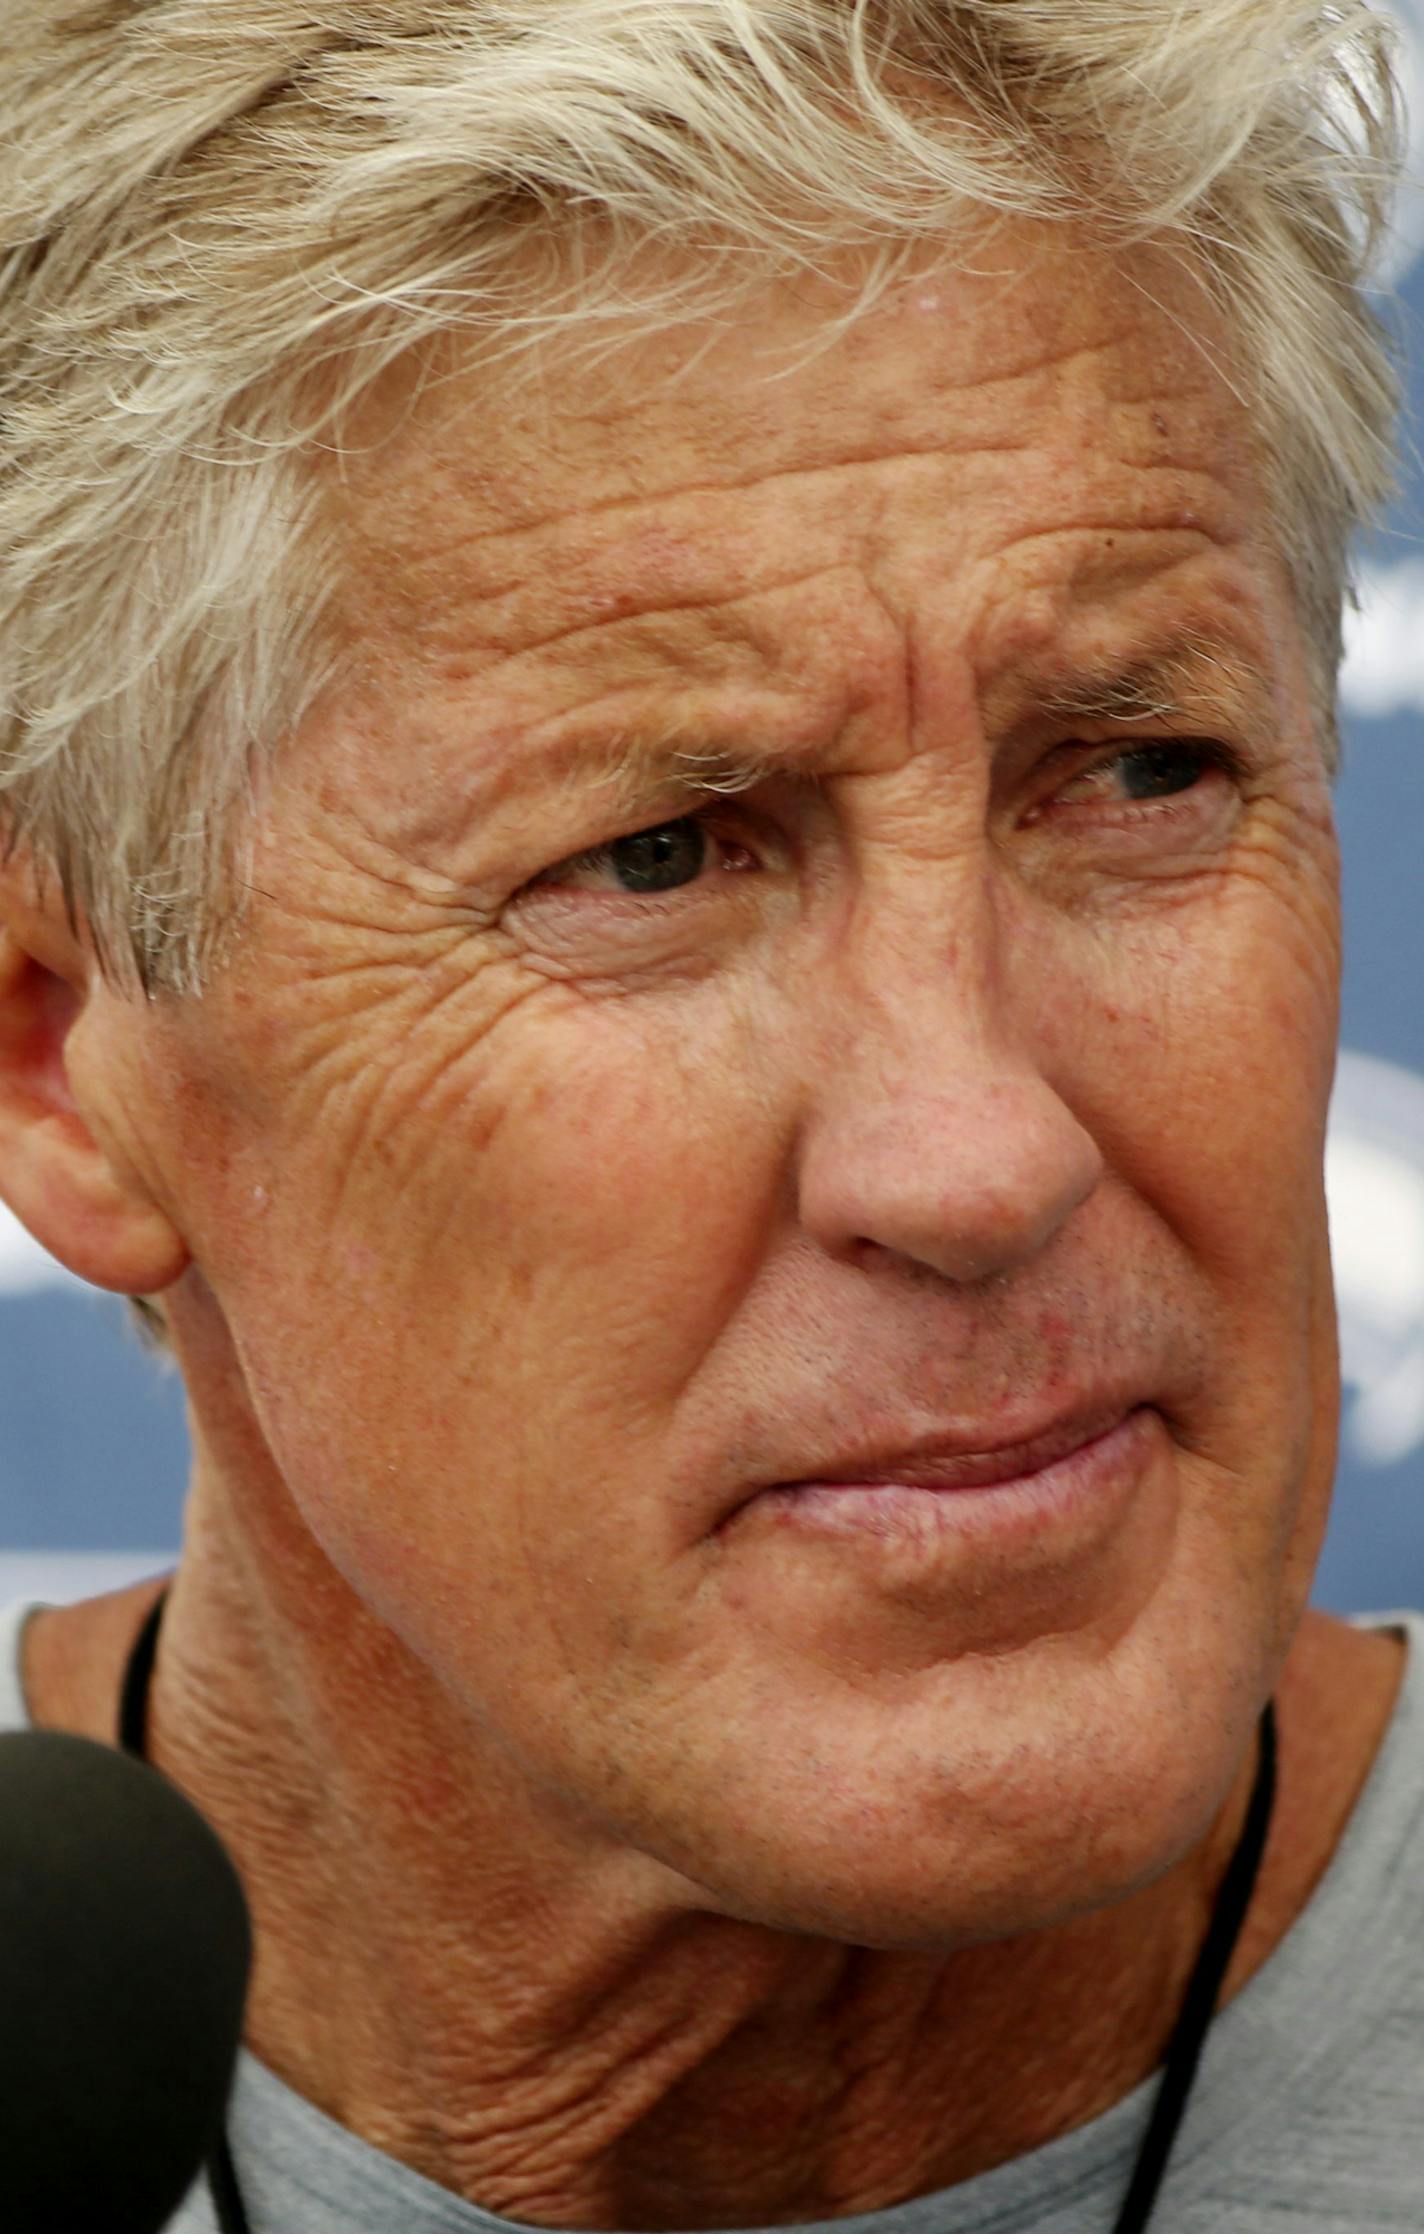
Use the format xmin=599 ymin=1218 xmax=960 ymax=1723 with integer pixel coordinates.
xmin=1067 ymin=726 xmax=1239 ymax=755
xmin=529 ymin=802 xmax=746 ymax=896
xmin=1057 ymin=734 xmax=1245 ymax=783
xmin=1012 ymin=735 xmax=1242 ymax=830
xmin=535 ymin=807 xmax=705 ymax=882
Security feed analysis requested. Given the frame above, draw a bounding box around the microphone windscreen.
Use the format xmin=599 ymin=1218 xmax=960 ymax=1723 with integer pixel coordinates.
xmin=0 ymin=1728 xmax=252 ymax=2234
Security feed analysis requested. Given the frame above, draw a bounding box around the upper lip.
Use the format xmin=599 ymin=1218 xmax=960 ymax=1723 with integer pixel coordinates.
xmin=763 ymin=1401 xmax=1140 ymax=1496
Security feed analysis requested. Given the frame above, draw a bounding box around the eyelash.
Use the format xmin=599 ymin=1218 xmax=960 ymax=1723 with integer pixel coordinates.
xmin=534 ymin=737 xmax=1241 ymax=899
xmin=531 ymin=814 xmax=757 ymax=903
xmin=1042 ymin=735 xmax=1243 ymax=811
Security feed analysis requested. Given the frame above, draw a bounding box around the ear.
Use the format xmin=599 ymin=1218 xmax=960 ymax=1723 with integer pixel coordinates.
xmin=0 ymin=862 xmax=189 ymax=1296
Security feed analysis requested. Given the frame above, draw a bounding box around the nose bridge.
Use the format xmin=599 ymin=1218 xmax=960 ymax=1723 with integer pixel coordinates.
xmin=796 ymin=867 xmax=1104 ymax=1285
xmin=825 ymin=836 xmax=1022 ymax=1082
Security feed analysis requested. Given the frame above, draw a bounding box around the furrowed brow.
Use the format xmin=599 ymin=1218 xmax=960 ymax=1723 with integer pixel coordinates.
xmin=532 ymin=637 xmax=1273 ymax=838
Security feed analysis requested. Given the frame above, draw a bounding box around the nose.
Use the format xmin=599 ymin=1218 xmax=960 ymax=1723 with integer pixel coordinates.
xmin=795 ymin=946 xmax=1104 ymax=1288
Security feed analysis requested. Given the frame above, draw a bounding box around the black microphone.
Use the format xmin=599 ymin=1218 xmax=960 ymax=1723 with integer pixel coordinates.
xmin=0 ymin=1728 xmax=251 ymax=2233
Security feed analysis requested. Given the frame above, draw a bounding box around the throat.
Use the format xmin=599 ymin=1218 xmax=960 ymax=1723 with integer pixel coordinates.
xmin=80 ymin=1555 xmax=1407 ymax=2233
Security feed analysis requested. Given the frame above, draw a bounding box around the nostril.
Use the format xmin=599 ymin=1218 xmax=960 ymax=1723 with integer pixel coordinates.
xmin=797 ymin=1080 xmax=1103 ymax=1286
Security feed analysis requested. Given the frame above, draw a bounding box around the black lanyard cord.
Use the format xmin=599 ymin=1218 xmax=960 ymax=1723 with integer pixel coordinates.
xmin=120 ymin=1586 xmax=253 ymax=2234
xmin=1109 ymin=1692 xmax=1277 ymax=2234
xmin=118 ymin=1584 xmax=1277 ymax=2234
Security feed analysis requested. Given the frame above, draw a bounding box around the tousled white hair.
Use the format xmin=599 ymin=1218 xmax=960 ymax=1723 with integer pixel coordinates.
xmin=0 ymin=0 xmax=1404 ymax=992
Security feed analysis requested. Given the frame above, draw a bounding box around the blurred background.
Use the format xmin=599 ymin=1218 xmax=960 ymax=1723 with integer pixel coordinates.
xmin=5 ymin=7 xmax=1424 ymax=1614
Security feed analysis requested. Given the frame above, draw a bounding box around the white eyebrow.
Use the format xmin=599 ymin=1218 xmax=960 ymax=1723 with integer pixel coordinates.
xmin=569 ymin=727 xmax=791 ymax=821
xmin=1030 ymin=640 xmax=1272 ymax=734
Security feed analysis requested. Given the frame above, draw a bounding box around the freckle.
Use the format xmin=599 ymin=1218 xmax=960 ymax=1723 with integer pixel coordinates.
xmin=1151 ymin=411 xmax=1169 ymax=436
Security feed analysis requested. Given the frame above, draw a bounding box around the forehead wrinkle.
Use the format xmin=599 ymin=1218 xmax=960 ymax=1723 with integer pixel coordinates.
xmin=963 ymin=498 xmax=1283 ymax=701
xmin=434 ymin=558 xmax=856 ymax=682
xmin=335 ymin=419 xmax=1055 ymax=656
xmin=477 ymin=466 xmax=1259 ymax=701
xmin=339 ymin=304 xmax=1132 ymax=591
xmin=343 ymin=368 xmax=1245 ymax=676
xmin=347 ymin=274 xmax=1234 ymax=608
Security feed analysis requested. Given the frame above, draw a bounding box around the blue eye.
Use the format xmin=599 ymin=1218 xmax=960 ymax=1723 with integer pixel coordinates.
xmin=601 ymin=819 xmax=709 ymax=893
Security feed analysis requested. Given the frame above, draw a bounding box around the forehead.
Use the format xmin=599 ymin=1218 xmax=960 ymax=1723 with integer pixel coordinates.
xmin=328 ymin=225 xmax=1265 ymax=643
xmin=298 ymin=225 xmax=1297 ymax=861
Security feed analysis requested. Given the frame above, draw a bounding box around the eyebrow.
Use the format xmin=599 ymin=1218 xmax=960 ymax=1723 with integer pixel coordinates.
xmin=1037 ymin=663 xmax=1190 ymax=730
xmin=560 ymin=721 xmax=791 ymax=822
xmin=1030 ymin=626 xmax=1277 ymax=724
xmin=542 ymin=634 xmax=1275 ymax=827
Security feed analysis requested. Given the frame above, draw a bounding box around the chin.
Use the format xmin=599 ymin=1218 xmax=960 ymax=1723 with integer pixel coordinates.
xmin=657 ymin=1609 xmax=1275 ymax=1951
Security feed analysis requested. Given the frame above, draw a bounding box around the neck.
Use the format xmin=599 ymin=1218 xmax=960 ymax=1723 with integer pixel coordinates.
xmin=25 ymin=1480 xmax=1405 ymax=2230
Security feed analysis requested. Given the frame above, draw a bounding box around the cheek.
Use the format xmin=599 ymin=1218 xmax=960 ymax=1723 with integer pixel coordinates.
xmin=1045 ymin=872 xmax=1339 ymax=1616
xmin=391 ymin=993 xmax=780 ymax=1371
xmin=191 ymin=981 xmax=785 ymax=1598
xmin=1050 ymin=871 xmax=1338 ymax=1279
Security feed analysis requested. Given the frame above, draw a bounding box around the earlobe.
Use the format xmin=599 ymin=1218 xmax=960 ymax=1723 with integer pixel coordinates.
xmin=0 ymin=888 xmax=190 ymax=1299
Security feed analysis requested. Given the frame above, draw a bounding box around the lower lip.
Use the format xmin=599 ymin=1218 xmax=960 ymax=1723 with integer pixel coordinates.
xmin=744 ymin=1409 xmax=1158 ymax=1548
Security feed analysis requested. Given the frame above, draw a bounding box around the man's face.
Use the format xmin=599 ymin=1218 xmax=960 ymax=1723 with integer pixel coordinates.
xmin=129 ymin=229 xmax=1341 ymax=1943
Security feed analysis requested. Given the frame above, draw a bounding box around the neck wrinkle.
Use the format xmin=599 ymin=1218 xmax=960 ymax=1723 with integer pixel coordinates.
xmin=146 ymin=1465 xmax=1279 ymax=2229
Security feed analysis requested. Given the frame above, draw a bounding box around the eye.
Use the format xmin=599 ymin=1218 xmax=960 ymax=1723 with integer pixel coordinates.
xmin=595 ymin=818 xmax=709 ymax=894
xmin=532 ymin=813 xmax=760 ymax=900
xmin=1115 ymin=742 xmax=1219 ymax=799
xmin=1052 ymin=738 xmax=1232 ymax=808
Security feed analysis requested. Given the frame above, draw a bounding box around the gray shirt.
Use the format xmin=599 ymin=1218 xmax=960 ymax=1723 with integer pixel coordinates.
xmin=5 ymin=1596 xmax=1423 ymax=2232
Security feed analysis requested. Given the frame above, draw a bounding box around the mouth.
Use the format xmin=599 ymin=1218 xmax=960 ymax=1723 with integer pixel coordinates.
xmin=722 ymin=1403 xmax=1161 ymax=1547
xmin=778 ymin=1402 xmax=1139 ymax=1493
xmin=731 ymin=1395 xmax=1141 ymax=1501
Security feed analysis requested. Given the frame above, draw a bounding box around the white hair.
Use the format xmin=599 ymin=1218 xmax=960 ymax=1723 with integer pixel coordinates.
xmin=0 ymin=0 xmax=1404 ymax=992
